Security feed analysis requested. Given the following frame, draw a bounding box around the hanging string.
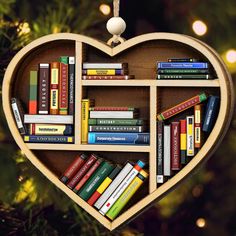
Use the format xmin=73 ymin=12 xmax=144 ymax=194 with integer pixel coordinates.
xmin=113 ymin=0 xmax=120 ymax=17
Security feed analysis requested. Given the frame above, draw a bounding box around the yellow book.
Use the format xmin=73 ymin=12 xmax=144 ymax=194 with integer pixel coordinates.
xmin=187 ymin=116 xmax=194 ymax=156
xmin=83 ymin=69 xmax=126 ymax=76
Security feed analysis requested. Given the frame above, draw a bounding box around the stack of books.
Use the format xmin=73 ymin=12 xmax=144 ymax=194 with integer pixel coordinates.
xmin=60 ymin=153 xmax=148 ymax=220
xmin=81 ymin=100 xmax=150 ymax=145
xmin=82 ymin=62 xmax=134 ymax=80
xmin=156 ymin=58 xmax=216 ymax=80
xmin=156 ymin=92 xmax=220 ymax=184
xmin=11 ymin=56 xmax=75 ymax=143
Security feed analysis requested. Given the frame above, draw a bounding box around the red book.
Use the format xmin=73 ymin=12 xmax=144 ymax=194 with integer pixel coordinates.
xmin=67 ymin=154 xmax=98 ymax=189
xmin=82 ymin=75 xmax=134 ymax=80
xmin=60 ymin=154 xmax=87 ymax=184
xmin=73 ymin=158 xmax=103 ymax=193
xmin=171 ymin=122 xmax=180 ymax=170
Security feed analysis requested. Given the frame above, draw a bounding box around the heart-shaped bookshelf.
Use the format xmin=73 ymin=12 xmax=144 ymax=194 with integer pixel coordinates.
xmin=2 ymin=33 xmax=234 ymax=230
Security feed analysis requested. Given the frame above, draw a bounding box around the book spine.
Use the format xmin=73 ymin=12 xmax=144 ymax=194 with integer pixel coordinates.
xmin=38 ymin=64 xmax=50 ymax=114
xmin=171 ymin=122 xmax=180 ymax=170
xmin=106 ymin=170 xmax=148 ymax=220
xmin=157 ymin=121 xmax=164 ymax=183
xmin=88 ymin=118 xmax=144 ymax=126
xmin=24 ymin=135 xmax=74 ymax=143
xmin=82 ymin=69 xmax=127 ymax=76
xmin=99 ymin=160 xmax=145 ymax=215
xmin=157 ymin=74 xmax=211 ymax=79
xmin=187 ymin=116 xmax=195 ymax=156
xmin=82 ymin=62 xmax=127 ymax=69
xmin=50 ymin=62 xmax=60 ymax=114
xmin=67 ymin=154 xmax=98 ymax=189
xmin=194 ymin=104 xmax=203 ymax=148
xmin=11 ymin=98 xmax=26 ymax=135
xmin=89 ymin=125 xmax=143 ymax=133
xmin=59 ymin=57 xmax=69 ymax=115
xmin=60 ymin=154 xmax=87 ymax=183
xmin=202 ymin=96 xmax=220 ymax=133
xmin=73 ymin=158 xmax=103 ymax=193
xmin=29 ymin=71 xmax=38 ymax=114
xmin=88 ymin=133 xmax=150 ymax=145
xmin=167 ymin=58 xmax=199 ymax=62
xmin=29 ymin=124 xmax=73 ymax=135
xmin=68 ymin=57 xmax=75 ymax=115
xmin=24 ymin=115 xmax=73 ymax=124
xmin=180 ymin=120 xmax=187 ymax=164
xmin=89 ymin=107 xmax=136 ymax=111
xmin=94 ymin=162 xmax=133 ymax=210
xmin=89 ymin=111 xmax=138 ymax=119
xmin=157 ymin=92 xmax=207 ymax=121
xmin=157 ymin=62 xmax=208 ymax=69
xmin=79 ymin=161 xmax=114 ymax=201
xmin=82 ymin=75 xmax=133 ymax=80
xmin=163 ymin=125 xmax=171 ymax=176
xmin=87 ymin=165 xmax=121 ymax=206
xmin=158 ymin=69 xmax=209 ymax=74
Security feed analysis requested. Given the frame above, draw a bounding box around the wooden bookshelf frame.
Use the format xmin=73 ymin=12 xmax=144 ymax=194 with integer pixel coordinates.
xmin=2 ymin=33 xmax=234 ymax=231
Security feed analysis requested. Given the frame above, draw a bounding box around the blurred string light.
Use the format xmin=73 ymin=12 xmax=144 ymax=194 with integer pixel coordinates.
xmin=17 ymin=22 xmax=31 ymax=36
xmin=196 ymin=218 xmax=206 ymax=228
xmin=192 ymin=20 xmax=207 ymax=36
xmin=99 ymin=4 xmax=111 ymax=15
xmin=226 ymin=49 xmax=236 ymax=63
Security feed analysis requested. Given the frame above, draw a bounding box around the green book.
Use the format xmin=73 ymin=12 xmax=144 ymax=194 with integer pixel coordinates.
xmin=29 ymin=70 xmax=38 ymax=114
xmin=158 ymin=69 xmax=209 ymax=74
xmin=157 ymin=74 xmax=213 ymax=79
xmin=88 ymin=118 xmax=144 ymax=126
xmin=79 ymin=161 xmax=114 ymax=201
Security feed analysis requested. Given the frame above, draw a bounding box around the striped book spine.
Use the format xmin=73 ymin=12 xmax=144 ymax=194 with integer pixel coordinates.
xmin=68 ymin=57 xmax=75 ymax=115
xmin=29 ymin=71 xmax=38 ymax=114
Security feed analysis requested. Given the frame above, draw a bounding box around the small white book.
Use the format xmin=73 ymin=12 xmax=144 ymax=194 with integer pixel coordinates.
xmin=83 ymin=62 xmax=127 ymax=69
xmin=163 ymin=125 xmax=171 ymax=176
xmin=90 ymin=111 xmax=137 ymax=119
xmin=24 ymin=114 xmax=73 ymax=124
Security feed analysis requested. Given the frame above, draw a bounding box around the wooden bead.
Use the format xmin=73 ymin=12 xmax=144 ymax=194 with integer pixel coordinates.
xmin=106 ymin=17 xmax=126 ymax=36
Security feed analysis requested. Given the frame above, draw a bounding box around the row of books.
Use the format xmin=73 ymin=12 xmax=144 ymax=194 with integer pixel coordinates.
xmin=81 ymin=99 xmax=150 ymax=145
xmin=157 ymin=58 xmax=216 ymax=80
xmin=60 ymin=153 xmax=148 ymax=220
xmin=156 ymin=92 xmax=220 ymax=184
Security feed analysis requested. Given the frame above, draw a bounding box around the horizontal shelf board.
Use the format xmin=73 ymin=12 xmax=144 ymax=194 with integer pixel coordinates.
xmin=27 ymin=143 xmax=150 ymax=152
xmin=156 ymin=79 xmax=220 ymax=87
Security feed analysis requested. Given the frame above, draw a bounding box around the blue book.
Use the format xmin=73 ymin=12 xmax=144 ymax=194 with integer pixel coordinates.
xmin=24 ymin=135 xmax=74 ymax=143
xmin=88 ymin=132 xmax=150 ymax=145
xmin=202 ymin=96 xmax=220 ymax=133
xmin=157 ymin=62 xmax=208 ymax=69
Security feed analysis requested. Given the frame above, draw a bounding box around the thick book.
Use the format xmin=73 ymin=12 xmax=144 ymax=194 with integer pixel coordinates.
xmin=171 ymin=122 xmax=180 ymax=170
xmin=87 ymin=165 xmax=121 ymax=206
xmin=24 ymin=135 xmax=74 ymax=143
xmin=82 ymin=62 xmax=128 ymax=69
xmin=157 ymin=92 xmax=208 ymax=121
xmin=82 ymin=69 xmax=128 ymax=76
xmin=194 ymin=104 xmax=203 ymax=148
xmin=79 ymin=161 xmax=114 ymax=201
xmin=68 ymin=57 xmax=75 ymax=115
xmin=67 ymin=154 xmax=98 ymax=189
xmin=73 ymin=158 xmax=103 ymax=193
xmin=60 ymin=153 xmax=87 ymax=184
xmin=50 ymin=62 xmax=60 ymax=114
xmin=187 ymin=116 xmax=195 ymax=156
xmin=89 ymin=107 xmax=137 ymax=111
xmin=157 ymin=74 xmax=212 ymax=80
xmin=88 ymin=132 xmax=150 ymax=145
xmin=88 ymin=118 xmax=144 ymax=126
xmin=81 ymin=99 xmax=95 ymax=144
xmin=59 ymin=56 xmax=69 ymax=115
xmin=82 ymin=75 xmax=134 ymax=80
xmin=29 ymin=124 xmax=73 ymax=136
xmin=94 ymin=162 xmax=133 ymax=210
xmin=11 ymin=98 xmax=26 ymax=135
xmin=90 ymin=111 xmax=138 ymax=119
xmin=163 ymin=125 xmax=171 ymax=177
xmin=157 ymin=62 xmax=208 ymax=69
xmin=202 ymin=96 xmax=220 ymax=133
xmin=38 ymin=63 xmax=50 ymax=114
xmin=158 ymin=69 xmax=209 ymax=74
xmin=157 ymin=121 xmax=164 ymax=184
xmin=29 ymin=70 xmax=38 ymax=114
xmin=24 ymin=114 xmax=73 ymax=124
xmin=89 ymin=125 xmax=144 ymax=133
xmin=99 ymin=160 xmax=145 ymax=215
xmin=180 ymin=120 xmax=187 ymax=164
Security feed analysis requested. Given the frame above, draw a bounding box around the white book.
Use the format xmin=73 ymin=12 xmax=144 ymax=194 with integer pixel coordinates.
xmin=90 ymin=111 xmax=137 ymax=119
xmin=24 ymin=114 xmax=73 ymax=124
xmin=163 ymin=125 xmax=171 ymax=176
xmin=94 ymin=162 xmax=133 ymax=210
xmin=187 ymin=116 xmax=195 ymax=156
xmin=83 ymin=62 xmax=126 ymax=69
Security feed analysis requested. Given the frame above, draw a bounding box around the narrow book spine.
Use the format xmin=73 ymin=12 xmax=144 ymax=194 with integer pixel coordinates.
xmin=158 ymin=69 xmax=209 ymax=74
xmin=89 ymin=111 xmax=138 ymax=119
xmin=59 ymin=56 xmax=69 ymax=115
xmin=194 ymin=104 xmax=203 ymax=148
xmin=157 ymin=74 xmax=211 ymax=79
xmin=157 ymin=62 xmax=208 ymax=69
xmin=171 ymin=122 xmax=180 ymax=170
xmin=89 ymin=125 xmax=143 ymax=133
xmin=89 ymin=107 xmax=136 ymax=111
xmin=29 ymin=124 xmax=73 ymax=135
xmin=82 ymin=75 xmax=134 ymax=80
xmin=24 ymin=114 xmax=73 ymax=124
xmin=167 ymin=58 xmax=199 ymax=62
xmin=106 ymin=170 xmax=148 ymax=220
xmin=50 ymin=62 xmax=60 ymax=114
xmin=88 ymin=119 xmax=144 ymax=126
xmin=38 ymin=64 xmax=50 ymax=114
xmin=180 ymin=120 xmax=187 ymax=164
xmin=82 ymin=62 xmax=128 ymax=69
xmin=157 ymin=121 xmax=164 ymax=184
xmin=29 ymin=71 xmax=38 ymax=114
xmin=163 ymin=125 xmax=171 ymax=177
xmin=187 ymin=116 xmax=195 ymax=156
xmin=60 ymin=154 xmax=87 ymax=184
xmin=67 ymin=154 xmax=98 ymax=189
xmin=68 ymin=57 xmax=75 ymax=115
xmin=24 ymin=135 xmax=74 ymax=143
xmin=82 ymin=69 xmax=127 ymax=75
